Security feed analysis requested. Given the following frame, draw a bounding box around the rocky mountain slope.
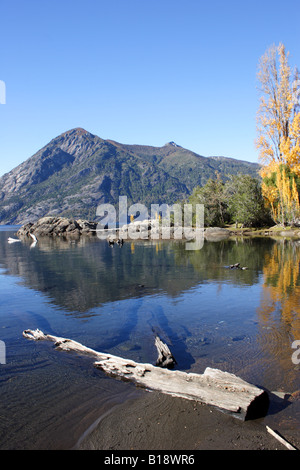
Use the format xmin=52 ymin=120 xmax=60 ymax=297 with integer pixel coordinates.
xmin=0 ymin=128 xmax=260 ymax=224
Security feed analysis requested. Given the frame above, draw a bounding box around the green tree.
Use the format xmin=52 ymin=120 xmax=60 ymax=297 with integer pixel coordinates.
xmin=189 ymin=174 xmax=228 ymax=227
xmin=224 ymin=174 xmax=271 ymax=227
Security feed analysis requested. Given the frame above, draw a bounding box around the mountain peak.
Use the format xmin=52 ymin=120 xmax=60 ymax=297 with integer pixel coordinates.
xmin=50 ymin=127 xmax=103 ymax=160
xmin=60 ymin=127 xmax=92 ymax=138
xmin=165 ymin=141 xmax=181 ymax=148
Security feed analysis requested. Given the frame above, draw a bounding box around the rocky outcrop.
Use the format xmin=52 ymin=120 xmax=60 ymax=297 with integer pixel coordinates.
xmin=17 ymin=216 xmax=97 ymax=238
xmin=17 ymin=216 xmax=233 ymax=242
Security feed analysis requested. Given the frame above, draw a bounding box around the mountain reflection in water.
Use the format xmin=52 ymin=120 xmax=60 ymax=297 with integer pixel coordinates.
xmin=0 ymin=233 xmax=271 ymax=313
xmin=0 ymin=228 xmax=299 ymax=449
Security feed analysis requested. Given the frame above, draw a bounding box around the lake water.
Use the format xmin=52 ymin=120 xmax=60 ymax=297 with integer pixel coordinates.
xmin=0 ymin=226 xmax=299 ymax=449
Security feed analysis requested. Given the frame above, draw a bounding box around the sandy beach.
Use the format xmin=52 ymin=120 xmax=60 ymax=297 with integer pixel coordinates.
xmin=76 ymin=389 xmax=299 ymax=451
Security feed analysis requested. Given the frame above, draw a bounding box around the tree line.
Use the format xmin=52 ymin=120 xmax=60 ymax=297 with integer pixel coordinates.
xmin=186 ymin=172 xmax=271 ymax=228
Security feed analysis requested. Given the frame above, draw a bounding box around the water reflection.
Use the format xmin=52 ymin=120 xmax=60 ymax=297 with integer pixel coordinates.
xmin=2 ymin=230 xmax=299 ymax=375
xmin=173 ymin=236 xmax=275 ymax=286
xmin=0 ymin=234 xmax=182 ymax=313
xmin=255 ymin=240 xmax=300 ymax=392
xmin=257 ymin=240 xmax=300 ymax=339
xmin=0 ymin=232 xmax=277 ymax=314
xmin=0 ymin=228 xmax=300 ymax=448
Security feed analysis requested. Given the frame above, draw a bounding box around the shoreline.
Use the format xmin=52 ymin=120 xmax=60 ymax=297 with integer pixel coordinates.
xmin=76 ymin=389 xmax=299 ymax=451
xmin=15 ymin=216 xmax=300 ymax=242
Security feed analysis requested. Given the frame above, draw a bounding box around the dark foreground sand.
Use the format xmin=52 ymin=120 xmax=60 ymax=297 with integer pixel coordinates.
xmin=76 ymin=389 xmax=299 ymax=451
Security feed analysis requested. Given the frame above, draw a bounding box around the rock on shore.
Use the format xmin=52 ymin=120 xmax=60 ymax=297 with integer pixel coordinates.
xmin=17 ymin=216 xmax=97 ymax=238
xmin=17 ymin=216 xmax=233 ymax=242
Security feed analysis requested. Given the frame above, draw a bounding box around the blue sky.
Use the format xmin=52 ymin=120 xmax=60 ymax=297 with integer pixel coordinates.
xmin=0 ymin=0 xmax=300 ymax=176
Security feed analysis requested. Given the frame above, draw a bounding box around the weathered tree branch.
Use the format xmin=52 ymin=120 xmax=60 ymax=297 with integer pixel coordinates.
xmin=23 ymin=329 xmax=269 ymax=420
xmin=154 ymin=335 xmax=177 ymax=368
xmin=266 ymin=426 xmax=297 ymax=450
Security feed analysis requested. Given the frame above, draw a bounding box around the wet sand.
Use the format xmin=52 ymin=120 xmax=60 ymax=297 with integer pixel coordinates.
xmin=76 ymin=389 xmax=299 ymax=451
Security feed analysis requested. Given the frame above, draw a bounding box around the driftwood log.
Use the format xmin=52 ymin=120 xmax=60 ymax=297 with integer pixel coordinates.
xmin=23 ymin=329 xmax=269 ymax=421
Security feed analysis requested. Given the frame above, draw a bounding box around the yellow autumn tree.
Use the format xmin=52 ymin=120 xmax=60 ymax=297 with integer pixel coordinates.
xmin=274 ymin=165 xmax=300 ymax=225
xmin=256 ymin=43 xmax=300 ymax=225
